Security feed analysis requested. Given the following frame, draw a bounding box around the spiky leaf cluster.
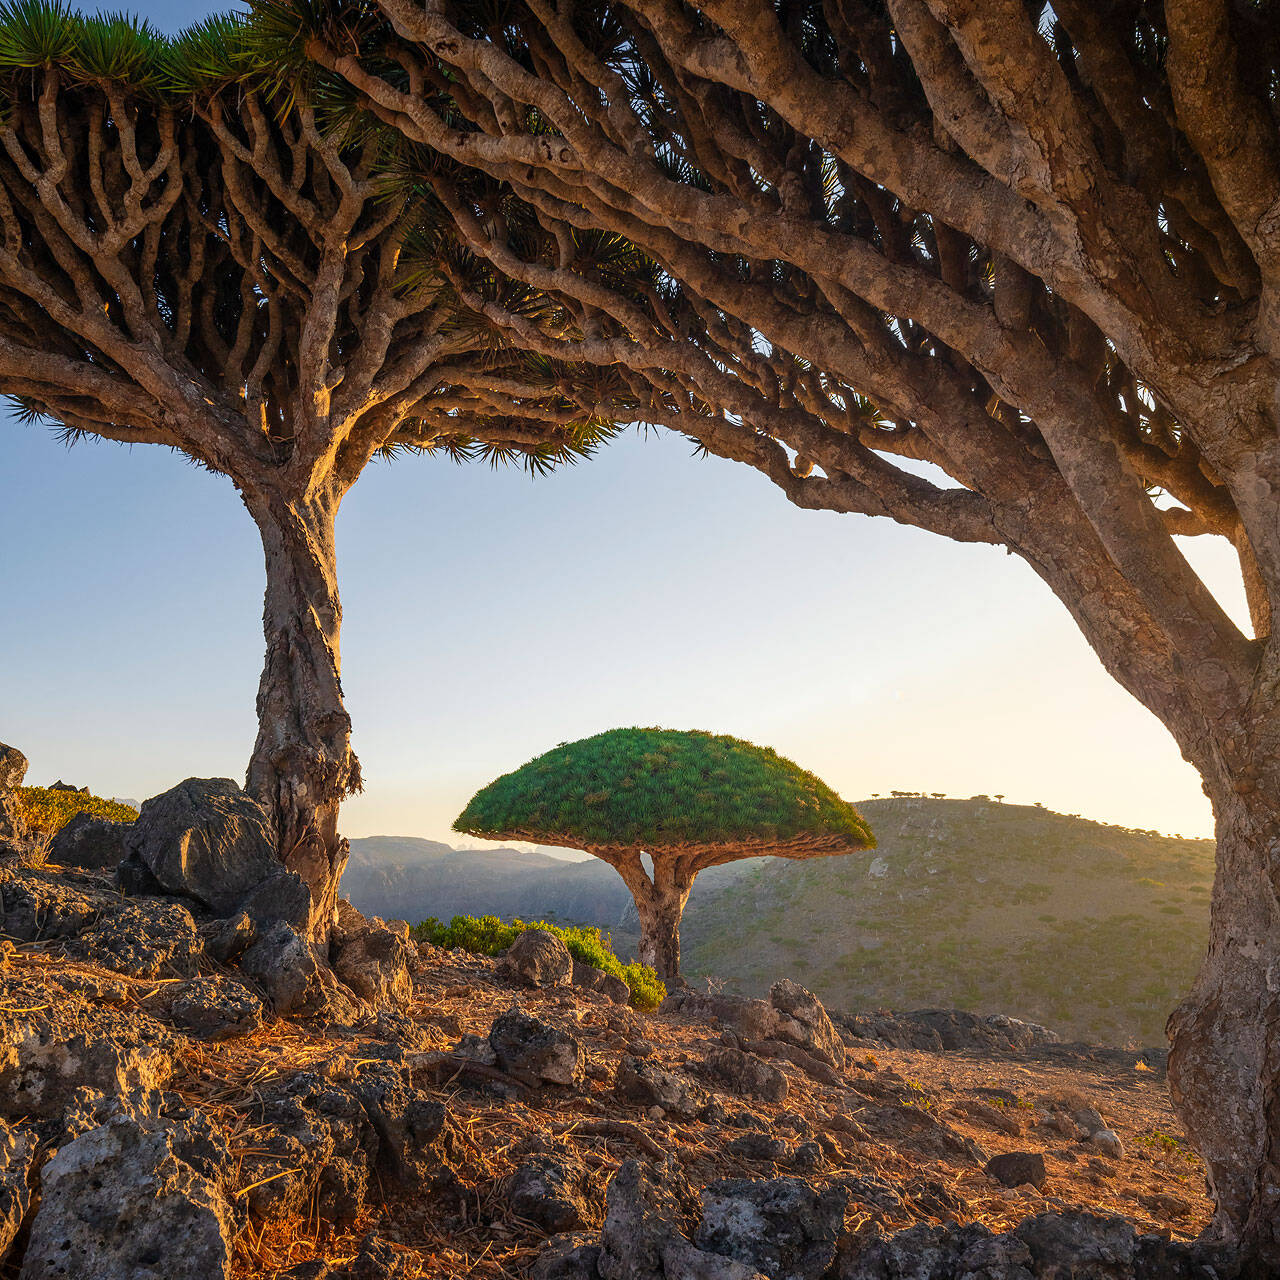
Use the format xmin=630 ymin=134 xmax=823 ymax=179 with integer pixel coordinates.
xmin=455 ymin=727 xmax=875 ymax=854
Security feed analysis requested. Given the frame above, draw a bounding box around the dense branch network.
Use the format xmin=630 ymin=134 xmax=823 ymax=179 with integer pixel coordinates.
xmin=292 ymin=0 xmax=1280 ymax=785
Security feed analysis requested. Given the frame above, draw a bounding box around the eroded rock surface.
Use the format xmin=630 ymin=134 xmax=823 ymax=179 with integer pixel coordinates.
xmin=489 ymin=1008 xmax=584 ymax=1087
xmin=47 ymin=813 xmax=131 ymax=872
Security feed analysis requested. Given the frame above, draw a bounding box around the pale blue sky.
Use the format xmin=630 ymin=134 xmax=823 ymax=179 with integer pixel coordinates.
xmin=0 ymin=0 xmax=1246 ymax=843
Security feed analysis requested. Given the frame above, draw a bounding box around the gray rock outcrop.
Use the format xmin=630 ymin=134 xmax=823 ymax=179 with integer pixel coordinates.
xmin=118 ymin=778 xmax=279 ymax=915
xmin=19 ymin=1113 xmax=234 ymax=1280
xmin=489 ymin=1008 xmax=584 ymax=1087
xmin=47 ymin=813 xmax=131 ymax=871
xmin=0 ymin=1119 xmax=34 ymax=1264
xmin=501 ymin=929 xmax=574 ymax=989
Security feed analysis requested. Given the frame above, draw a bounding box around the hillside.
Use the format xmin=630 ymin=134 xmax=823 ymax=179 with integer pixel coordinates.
xmin=346 ymin=800 xmax=1214 ymax=1047
xmin=680 ymin=798 xmax=1213 ymax=1045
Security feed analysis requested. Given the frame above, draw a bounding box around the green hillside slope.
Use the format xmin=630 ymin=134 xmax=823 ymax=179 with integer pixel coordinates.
xmin=679 ymin=797 xmax=1213 ymax=1045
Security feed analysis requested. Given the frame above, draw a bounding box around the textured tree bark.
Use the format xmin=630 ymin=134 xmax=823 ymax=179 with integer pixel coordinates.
xmin=245 ymin=488 xmax=360 ymax=944
xmin=627 ymin=859 xmax=694 ymax=985
xmin=1167 ymin=777 xmax=1280 ymax=1267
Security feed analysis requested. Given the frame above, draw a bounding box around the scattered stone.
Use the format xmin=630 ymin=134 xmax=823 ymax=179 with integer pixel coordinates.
xmin=598 ymin=1158 xmax=696 ymax=1280
xmin=0 ymin=863 xmax=115 ymax=942
xmin=615 ymin=1056 xmax=707 ymax=1120
xmin=572 ymin=958 xmax=631 ymax=1005
xmin=854 ymin=1102 xmax=986 ymax=1166
xmin=701 ymin=1046 xmax=788 ymax=1104
xmin=170 ymin=977 xmax=264 ymax=1041
xmin=726 ymin=1133 xmax=790 ymax=1163
xmin=333 ymin=916 xmax=413 ymax=1007
xmin=508 ymin=1154 xmax=590 ymax=1233
xmin=1072 ymin=1106 xmax=1106 ymax=1136
xmin=837 ymin=1008 xmax=1058 ymax=1054
xmin=352 ymin=1067 xmax=459 ymax=1185
xmin=696 ymin=1177 xmax=847 ymax=1280
xmin=532 ymin=1234 xmax=603 ymax=1280
xmin=76 ymin=901 xmax=202 ymax=978
xmin=791 ymin=1141 xmax=823 ymax=1172
xmin=0 ymin=744 xmax=27 ymax=841
xmin=20 ymin=1113 xmax=233 ymax=1280
xmin=47 ymin=812 xmax=131 ymax=871
xmin=986 ymin=1151 xmax=1048 ymax=1190
xmin=489 ymin=1008 xmax=584 ymax=1087
xmin=1089 ymin=1128 xmax=1125 ymax=1159
xmin=768 ymin=980 xmax=846 ymax=1069
xmin=0 ymin=1119 xmax=34 ymax=1263
xmin=118 ymin=778 xmax=279 ymax=915
xmin=500 ymin=929 xmax=574 ymax=989
xmin=0 ymin=1017 xmax=175 ymax=1119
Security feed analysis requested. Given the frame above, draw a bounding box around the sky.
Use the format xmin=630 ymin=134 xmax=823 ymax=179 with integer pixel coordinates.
xmin=0 ymin=0 xmax=1249 ymax=845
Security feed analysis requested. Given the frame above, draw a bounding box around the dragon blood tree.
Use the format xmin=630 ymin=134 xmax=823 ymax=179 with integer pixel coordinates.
xmin=0 ymin=8 xmax=631 ymax=940
xmin=455 ymin=727 xmax=874 ymax=982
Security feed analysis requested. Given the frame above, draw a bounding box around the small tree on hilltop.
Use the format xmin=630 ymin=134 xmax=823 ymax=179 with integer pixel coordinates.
xmin=453 ymin=727 xmax=874 ymax=983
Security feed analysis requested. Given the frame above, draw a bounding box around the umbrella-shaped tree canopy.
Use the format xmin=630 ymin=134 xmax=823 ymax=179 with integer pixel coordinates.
xmin=455 ymin=728 xmax=873 ymax=980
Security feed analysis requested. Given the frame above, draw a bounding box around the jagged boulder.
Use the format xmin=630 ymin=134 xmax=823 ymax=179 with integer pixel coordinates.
xmin=0 ymin=863 xmax=115 ymax=942
xmin=489 ymin=1008 xmax=584 ymax=1088
xmin=508 ymin=1154 xmax=592 ymax=1233
xmin=572 ymin=959 xmax=631 ymax=1005
xmin=170 ymin=977 xmax=264 ymax=1041
xmin=598 ymin=1158 xmax=696 ymax=1280
xmin=696 ymin=1177 xmax=848 ymax=1280
xmin=333 ymin=914 xmax=413 ymax=1007
xmin=352 ymin=1066 xmax=459 ymax=1185
xmin=0 ymin=744 xmax=27 ymax=841
xmin=701 ymin=1046 xmax=788 ymax=1104
xmin=238 ymin=919 xmax=339 ymax=1017
xmin=0 ymin=1119 xmax=34 ymax=1264
xmin=118 ymin=778 xmax=279 ymax=916
xmin=615 ymin=1056 xmax=708 ymax=1120
xmin=663 ymin=983 xmax=845 ymax=1071
xmin=238 ymin=870 xmax=312 ymax=931
xmin=19 ymin=1113 xmax=234 ymax=1280
xmin=501 ymin=929 xmax=574 ymax=989
xmin=0 ymin=1014 xmax=175 ymax=1119
xmin=47 ymin=813 xmax=131 ymax=871
xmin=76 ymin=901 xmax=202 ymax=978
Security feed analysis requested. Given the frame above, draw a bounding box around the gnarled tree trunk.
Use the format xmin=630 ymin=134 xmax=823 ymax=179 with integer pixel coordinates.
xmin=1168 ymin=774 xmax=1280 ymax=1266
xmin=612 ymin=851 xmax=695 ymax=985
xmin=245 ymin=486 xmax=360 ymax=944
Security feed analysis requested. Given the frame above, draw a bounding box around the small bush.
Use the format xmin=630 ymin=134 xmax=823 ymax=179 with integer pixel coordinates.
xmin=411 ymin=913 xmax=666 ymax=1010
xmin=17 ymin=787 xmax=137 ymax=838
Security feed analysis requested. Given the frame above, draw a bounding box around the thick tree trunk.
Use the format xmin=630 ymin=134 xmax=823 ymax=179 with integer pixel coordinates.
xmin=628 ymin=859 xmax=694 ymax=985
xmin=1167 ymin=780 xmax=1280 ymax=1268
xmin=244 ymin=489 xmax=360 ymax=944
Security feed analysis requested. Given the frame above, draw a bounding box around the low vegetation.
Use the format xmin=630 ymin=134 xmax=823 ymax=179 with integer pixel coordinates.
xmin=412 ymin=913 xmax=666 ymax=1010
xmin=17 ymin=787 xmax=137 ymax=839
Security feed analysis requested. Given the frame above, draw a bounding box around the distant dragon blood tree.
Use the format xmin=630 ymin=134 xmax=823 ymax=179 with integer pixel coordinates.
xmin=454 ymin=727 xmax=874 ymax=981
xmin=283 ymin=0 xmax=1280 ymax=1255
xmin=0 ymin=8 xmax=632 ymax=941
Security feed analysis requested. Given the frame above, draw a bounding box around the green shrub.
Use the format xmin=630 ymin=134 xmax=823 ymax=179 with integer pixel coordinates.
xmin=411 ymin=913 xmax=666 ymax=1010
xmin=17 ymin=787 xmax=137 ymax=838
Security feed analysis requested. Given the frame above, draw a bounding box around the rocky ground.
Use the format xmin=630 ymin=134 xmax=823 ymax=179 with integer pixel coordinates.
xmin=0 ymin=861 xmax=1221 ymax=1279
xmin=0 ymin=751 xmax=1226 ymax=1279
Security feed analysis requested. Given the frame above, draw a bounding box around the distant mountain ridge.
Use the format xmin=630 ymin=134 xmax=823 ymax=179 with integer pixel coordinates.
xmin=343 ymin=798 xmax=1214 ymax=1045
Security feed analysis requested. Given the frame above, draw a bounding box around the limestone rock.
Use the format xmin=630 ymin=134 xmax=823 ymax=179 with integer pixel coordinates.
xmin=170 ymin=977 xmax=264 ymax=1040
xmin=0 ymin=863 xmax=115 ymax=942
xmin=768 ymin=980 xmax=846 ymax=1070
xmin=986 ymin=1151 xmax=1048 ymax=1190
xmin=615 ymin=1056 xmax=708 ymax=1120
xmin=19 ymin=1113 xmax=234 ymax=1280
xmin=76 ymin=900 xmax=202 ymax=978
xmin=489 ymin=1008 xmax=584 ymax=1087
xmin=333 ymin=917 xmax=413 ymax=1007
xmin=572 ymin=958 xmax=631 ymax=1005
xmin=238 ymin=919 xmax=329 ymax=1016
xmin=0 ymin=1017 xmax=175 ymax=1119
xmin=0 ymin=744 xmax=27 ymax=841
xmin=532 ymin=1234 xmax=603 ymax=1280
xmin=508 ymin=1154 xmax=591 ymax=1234
xmin=696 ymin=1177 xmax=847 ymax=1280
xmin=0 ymin=1119 xmax=34 ymax=1264
xmin=47 ymin=813 xmax=131 ymax=871
xmin=500 ymin=929 xmax=574 ymax=989
xmin=598 ymin=1158 xmax=697 ymax=1280
xmin=119 ymin=778 xmax=278 ymax=915
xmin=701 ymin=1046 xmax=788 ymax=1104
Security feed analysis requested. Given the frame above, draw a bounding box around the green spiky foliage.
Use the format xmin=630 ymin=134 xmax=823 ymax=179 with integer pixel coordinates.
xmin=455 ymin=728 xmax=874 ymax=856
